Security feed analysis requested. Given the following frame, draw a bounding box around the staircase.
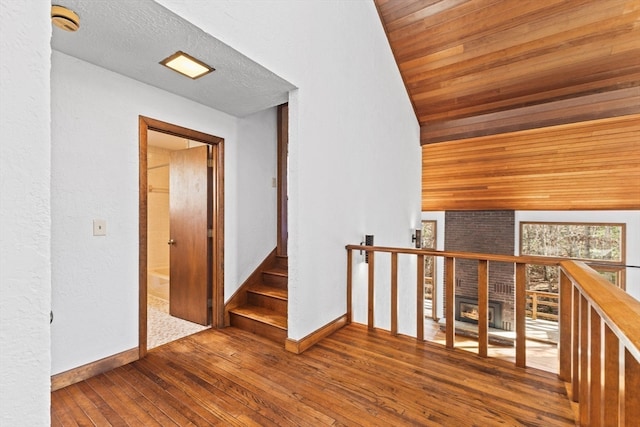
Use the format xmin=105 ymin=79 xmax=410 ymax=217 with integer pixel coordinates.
xmin=228 ymin=255 xmax=288 ymax=343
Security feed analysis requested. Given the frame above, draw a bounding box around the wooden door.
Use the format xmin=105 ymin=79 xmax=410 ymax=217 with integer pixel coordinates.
xmin=169 ymin=145 xmax=211 ymax=325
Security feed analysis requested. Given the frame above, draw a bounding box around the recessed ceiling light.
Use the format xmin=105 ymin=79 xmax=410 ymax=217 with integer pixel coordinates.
xmin=160 ymin=51 xmax=215 ymax=80
xmin=51 ymin=5 xmax=80 ymax=32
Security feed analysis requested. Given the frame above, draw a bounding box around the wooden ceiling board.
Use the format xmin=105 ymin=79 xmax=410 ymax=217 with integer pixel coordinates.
xmin=375 ymin=0 xmax=640 ymax=143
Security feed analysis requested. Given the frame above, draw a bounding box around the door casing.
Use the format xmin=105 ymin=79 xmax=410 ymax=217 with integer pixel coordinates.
xmin=138 ymin=116 xmax=224 ymax=358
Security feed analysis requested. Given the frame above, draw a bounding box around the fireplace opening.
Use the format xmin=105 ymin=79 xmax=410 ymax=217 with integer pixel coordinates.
xmin=455 ymin=296 xmax=503 ymax=329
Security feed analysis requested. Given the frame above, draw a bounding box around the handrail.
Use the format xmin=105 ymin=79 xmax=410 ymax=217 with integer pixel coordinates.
xmin=561 ymin=261 xmax=640 ymax=360
xmin=346 ymin=244 xmax=639 ymax=425
xmin=559 ymin=260 xmax=640 ymax=425
xmin=345 ymin=244 xmax=564 ymax=265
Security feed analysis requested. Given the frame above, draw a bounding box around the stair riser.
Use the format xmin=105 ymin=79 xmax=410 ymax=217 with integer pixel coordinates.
xmin=275 ymin=256 xmax=288 ymax=269
xmin=229 ymin=313 xmax=287 ymax=343
xmin=247 ymin=292 xmax=287 ymax=316
xmin=262 ymin=273 xmax=287 ymax=289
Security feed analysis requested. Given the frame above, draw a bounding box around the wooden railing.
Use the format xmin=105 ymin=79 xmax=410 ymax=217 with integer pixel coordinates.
xmin=559 ymin=260 xmax=640 ymax=426
xmin=526 ymin=290 xmax=559 ymax=321
xmin=345 ymin=245 xmax=640 ymax=425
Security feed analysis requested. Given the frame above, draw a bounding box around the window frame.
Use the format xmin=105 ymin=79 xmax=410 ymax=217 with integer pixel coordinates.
xmin=519 ymin=221 xmax=626 ymax=289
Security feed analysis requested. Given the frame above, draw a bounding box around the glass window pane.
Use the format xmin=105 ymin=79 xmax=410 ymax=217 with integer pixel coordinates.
xmin=421 ymin=221 xmax=436 ymax=249
xmin=520 ymin=223 xmax=624 ymax=263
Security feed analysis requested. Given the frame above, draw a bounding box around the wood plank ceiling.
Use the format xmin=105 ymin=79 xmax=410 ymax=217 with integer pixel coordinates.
xmin=375 ymin=0 xmax=640 ymax=144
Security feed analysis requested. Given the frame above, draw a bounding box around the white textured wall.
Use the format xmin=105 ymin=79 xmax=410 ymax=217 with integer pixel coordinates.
xmin=51 ymin=51 xmax=277 ymax=374
xmin=157 ymin=0 xmax=422 ymax=339
xmin=232 ymin=108 xmax=278 ymax=287
xmin=0 ymin=0 xmax=51 ymax=424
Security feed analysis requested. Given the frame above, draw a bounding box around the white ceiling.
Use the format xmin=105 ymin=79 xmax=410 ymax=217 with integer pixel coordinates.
xmin=50 ymin=0 xmax=295 ymax=117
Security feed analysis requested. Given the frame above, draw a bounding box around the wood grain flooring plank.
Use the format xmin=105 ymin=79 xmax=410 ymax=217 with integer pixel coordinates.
xmin=205 ymin=336 xmax=381 ymax=427
xmin=180 ymin=330 xmax=400 ymax=427
xmin=65 ymin=384 xmax=114 ymax=426
xmin=75 ymin=380 xmax=128 ymax=426
xmin=134 ymin=354 xmax=246 ymax=426
xmin=197 ymin=329 xmax=420 ymax=425
xmin=51 ymin=325 xmax=576 ymax=426
xmin=324 ymin=326 xmax=569 ymax=422
xmin=119 ymin=362 xmax=212 ymax=426
xmin=161 ymin=337 xmax=336 ymax=426
xmin=87 ymin=372 xmax=163 ymax=427
xmin=141 ymin=352 xmax=269 ymax=427
xmin=52 ymin=387 xmax=93 ymax=427
xmin=104 ymin=369 xmax=178 ymax=426
xmin=50 ymin=390 xmax=81 ymax=427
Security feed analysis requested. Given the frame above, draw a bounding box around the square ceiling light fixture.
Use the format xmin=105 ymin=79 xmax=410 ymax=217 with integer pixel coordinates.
xmin=160 ymin=51 xmax=215 ymax=79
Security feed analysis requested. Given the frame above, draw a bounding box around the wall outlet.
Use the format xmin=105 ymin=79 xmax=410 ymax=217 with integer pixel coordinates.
xmin=93 ymin=219 xmax=107 ymax=236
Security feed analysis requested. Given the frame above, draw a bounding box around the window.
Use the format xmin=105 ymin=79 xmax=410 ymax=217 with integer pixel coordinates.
xmin=520 ymin=222 xmax=626 ymax=290
xmin=520 ymin=222 xmax=626 ymax=322
xmin=421 ymin=221 xmax=437 ymax=319
xmin=421 ymin=220 xmax=436 ymax=250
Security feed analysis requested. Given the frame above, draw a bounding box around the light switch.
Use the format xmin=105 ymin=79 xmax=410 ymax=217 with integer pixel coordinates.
xmin=93 ymin=219 xmax=107 ymax=236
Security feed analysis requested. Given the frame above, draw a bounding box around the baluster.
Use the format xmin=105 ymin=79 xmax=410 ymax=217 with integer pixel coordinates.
xmin=478 ymin=260 xmax=488 ymax=358
xmin=445 ymin=257 xmax=455 ymax=349
xmin=572 ymin=287 xmax=580 ymax=402
xmin=559 ymin=271 xmax=572 ymax=381
xmin=515 ymin=262 xmax=526 ymax=368
xmin=391 ymin=253 xmax=398 ymax=336
xmin=417 ymin=254 xmax=425 ymax=342
xmin=589 ymin=306 xmax=602 ymax=425
xmin=624 ymin=349 xmax=640 ymax=426
xmin=368 ymin=251 xmax=375 ymax=330
xmin=432 ymin=263 xmax=438 ymax=322
xmin=603 ymin=324 xmax=619 ymax=426
xmin=579 ymin=294 xmax=589 ymax=426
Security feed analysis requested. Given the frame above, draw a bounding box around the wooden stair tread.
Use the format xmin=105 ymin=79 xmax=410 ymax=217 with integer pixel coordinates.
xmin=263 ymin=267 xmax=288 ymax=276
xmin=229 ymin=306 xmax=287 ymax=330
xmin=249 ymin=285 xmax=288 ymax=300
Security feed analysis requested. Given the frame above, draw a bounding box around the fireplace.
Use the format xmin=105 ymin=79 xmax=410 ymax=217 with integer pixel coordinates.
xmin=455 ymin=297 xmax=503 ymax=329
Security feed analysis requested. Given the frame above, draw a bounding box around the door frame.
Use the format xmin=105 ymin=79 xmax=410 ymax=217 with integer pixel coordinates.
xmin=138 ymin=116 xmax=225 ymax=358
xmin=277 ymin=103 xmax=288 ymax=257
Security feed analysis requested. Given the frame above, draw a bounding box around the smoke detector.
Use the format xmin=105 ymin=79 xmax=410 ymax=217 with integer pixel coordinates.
xmin=51 ymin=5 xmax=80 ymax=32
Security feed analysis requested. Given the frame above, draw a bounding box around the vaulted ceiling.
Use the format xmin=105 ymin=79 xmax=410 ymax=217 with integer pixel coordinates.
xmin=375 ymin=0 xmax=640 ymax=144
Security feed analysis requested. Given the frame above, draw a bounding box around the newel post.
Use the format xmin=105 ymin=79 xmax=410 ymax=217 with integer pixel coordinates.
xmin=391 ymin=252 xmax=398 ymax=336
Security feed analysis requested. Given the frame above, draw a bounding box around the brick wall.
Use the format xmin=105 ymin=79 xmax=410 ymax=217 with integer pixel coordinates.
xmin=445 ymin=211 xmax=515 ymax=330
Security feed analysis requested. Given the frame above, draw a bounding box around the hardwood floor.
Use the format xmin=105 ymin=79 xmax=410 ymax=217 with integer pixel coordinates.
xmin=51 ymin=324 xmax=576 ymax=426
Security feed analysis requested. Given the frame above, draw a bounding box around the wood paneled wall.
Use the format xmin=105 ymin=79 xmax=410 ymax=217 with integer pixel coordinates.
xmin=422 ymin=114 xmax=640 ymax=211
xmin=376 ymin=0 xmax=640 ymax=143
